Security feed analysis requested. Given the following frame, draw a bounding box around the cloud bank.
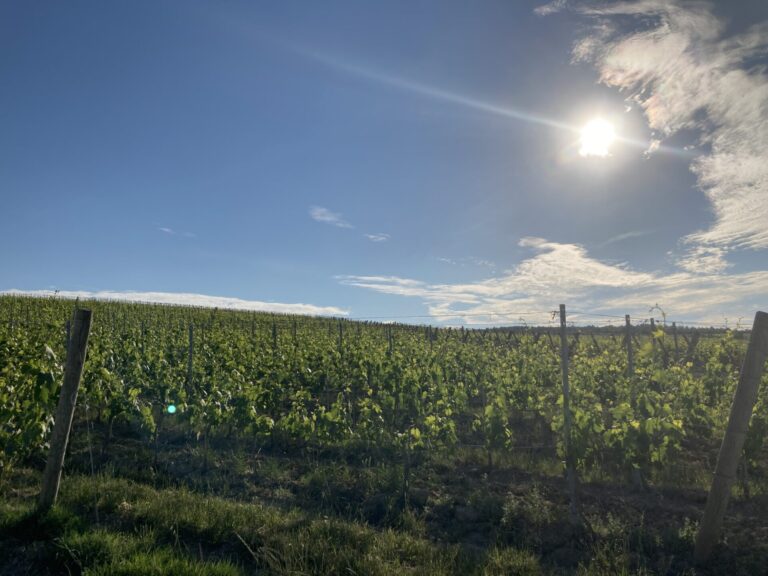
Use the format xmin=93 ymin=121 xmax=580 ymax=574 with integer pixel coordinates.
xmin=340 ymin=237 xmax=768 ymax=325
xmin=2 ymin=290 xmax=347 ymax=317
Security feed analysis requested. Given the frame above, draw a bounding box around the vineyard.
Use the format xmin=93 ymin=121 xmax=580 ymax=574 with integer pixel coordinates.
xmin=1 ymin=295 xmax=767 ymax=575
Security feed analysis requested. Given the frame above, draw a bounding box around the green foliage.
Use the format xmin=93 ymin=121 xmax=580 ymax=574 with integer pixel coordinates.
xmin=0 ymin=295 xmax=761 ymax=490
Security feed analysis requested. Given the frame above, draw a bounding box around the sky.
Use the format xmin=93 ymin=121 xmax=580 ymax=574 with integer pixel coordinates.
xmin=2 ymin=0 xmax=767 ymax=327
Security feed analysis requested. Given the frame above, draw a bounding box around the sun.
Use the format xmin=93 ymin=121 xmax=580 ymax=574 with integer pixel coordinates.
xmin=579 ymin=118 xmax=616 ymax=157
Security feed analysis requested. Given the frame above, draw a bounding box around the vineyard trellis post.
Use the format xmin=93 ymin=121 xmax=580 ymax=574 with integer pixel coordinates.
xmin=625 ymin=315 xmax=634 ymax=377
xmin=187 ymin=323 xmax=194 ymax=391
xmin=625 ymin=313 xmax=639 ymax=477
xmin=39 ymin=308 xmax=93 ymax=511
xmin=685 ymin=332 xmax=700 ymax=365
xmin=559 ymin=304 xmax=579 ymax=525
xmin=672 ymin=322 xmax=679 ymax=362
xmin=694 ymin=311 xmax=768 ymax=564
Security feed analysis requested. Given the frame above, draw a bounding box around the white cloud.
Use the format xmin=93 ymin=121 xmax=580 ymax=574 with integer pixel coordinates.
xmin=675 ymin=245 xmax=730 ymax=275
xmin=570 ymin=0 xmax=768 ymax=251
xmin=340 ymin=238 xmax=768 ymax=325
xmin=158 ymin=227 xmax=175 ymax=234
xmin=309 ymin=206 xmax=354 ymax=229
xmin=365 ymin=233 xmax=390 ymax=242
xmin=2 ymin=290 xmax=347 ymax=317
xmin=534 ymin=0 xmax=569 ymax=16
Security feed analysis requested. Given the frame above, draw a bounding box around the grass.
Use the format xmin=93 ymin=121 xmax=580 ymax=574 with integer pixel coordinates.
xmin=2 ymin=429 xmax=767 ymax=575
xmin=0 ymin=470 xmax=532 ymax=575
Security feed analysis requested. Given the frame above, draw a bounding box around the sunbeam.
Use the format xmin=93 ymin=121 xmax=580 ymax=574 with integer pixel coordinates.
xmin=298 ymin=49 xmax=692 ymax=158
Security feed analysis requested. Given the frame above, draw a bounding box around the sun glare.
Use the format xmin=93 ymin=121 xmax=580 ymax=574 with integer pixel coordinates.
xmin=579 ymin=118 xmax=616 ymax=157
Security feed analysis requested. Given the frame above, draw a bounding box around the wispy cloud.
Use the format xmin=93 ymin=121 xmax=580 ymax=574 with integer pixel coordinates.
xmin=365 ymin=233 xmax=390 ymax=242
xmin=534 ymin=0 xmax=569 ymax=16
xmin=437 ymin=256 xmax=497 ymax=269
xmin=675 ymin=245 xmax=730 ymax=275
xmin=599 ymin=229 xmax=654 ymax=247
xmin=309 ymin=206 xmax=354 ymax=229
xmin=566 ymin=0 xmax=768 ymax=252
xmin=2 ymin=289 xmax=347 ymax=317
xmin=340 ymin=237 xmax=768 ymax=325
xmin=157 ymin=226 xmax=196 ymax=238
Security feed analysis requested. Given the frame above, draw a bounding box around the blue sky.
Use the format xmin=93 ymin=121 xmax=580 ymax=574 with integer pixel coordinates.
xmin=2 ymin=0 xmax=767 ymax=326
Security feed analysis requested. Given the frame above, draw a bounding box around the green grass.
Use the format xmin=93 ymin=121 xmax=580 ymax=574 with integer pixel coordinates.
xmin=0 ymin=470 xmax=546 ymax=575
xmin=2 ymin=453 xmax=767 ymax=575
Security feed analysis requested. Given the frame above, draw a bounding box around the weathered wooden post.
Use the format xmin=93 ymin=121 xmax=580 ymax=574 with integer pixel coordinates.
xmin=672 ymin=322 xmax=679 ymax=362
xmin=625 ymin=315 xmax=634 ymax=377
xmin=625 ymin=314 xmax=639 ymax=482
xmin=685 ymin=332 xmax=700 ymax=365
xmin=559 ymin=305 xmax=579 ymax=525
xmin=187 ymin=323 xmax=194 ymax=390
xmin=39 ymin=308 xmax=93 ymax=511
xmin=590 ymin=333 xmax=601 ymax=352
xmin=694 ymin=311 xmax=768 ymax=564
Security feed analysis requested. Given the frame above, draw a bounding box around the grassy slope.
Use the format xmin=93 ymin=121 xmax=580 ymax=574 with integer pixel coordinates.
xmin=1 ymin=467 xmax=541 ymax=576
xmin=3 ymin=436 xmax=767 ymax=576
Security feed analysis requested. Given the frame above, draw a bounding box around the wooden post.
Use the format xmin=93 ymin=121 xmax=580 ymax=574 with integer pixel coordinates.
xmin=625 ymin=315 xmax=634 ymax=377
xmin=559 ymin=305 xmax=579 ymax=525
xmin=590 ymin=333 xmax=601 ymax=352
xmin=694 ymin=311 xmax=768 ymax=564
xmin=672 ymin=322 xmax=679 ymax=362
xmin=685 ymin=332 xmax=700 ymax=365
xmin=187 ymin=323 xmax=194 ymax=390
xmin=39 ymin=309 xmax=93 ymax=511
